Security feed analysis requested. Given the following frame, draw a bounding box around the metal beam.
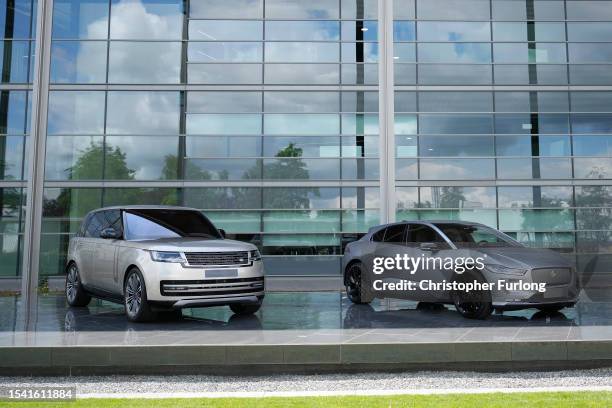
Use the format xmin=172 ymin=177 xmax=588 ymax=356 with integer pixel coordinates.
xmin=378 ymin=0 xmax=395 ymax=224
xmin=20 ymin=0 xmax=53 ymax=326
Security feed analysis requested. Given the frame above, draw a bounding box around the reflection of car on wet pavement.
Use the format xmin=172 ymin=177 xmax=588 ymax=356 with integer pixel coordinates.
xmin=342 ymin=221 xmax=579 ymax=319
xmin=65 ymin=206 xmax=264 ymax=322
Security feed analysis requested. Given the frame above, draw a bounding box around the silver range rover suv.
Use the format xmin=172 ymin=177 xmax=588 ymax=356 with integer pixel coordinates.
xmin=65 ymin=206 xmax=265 ymax=322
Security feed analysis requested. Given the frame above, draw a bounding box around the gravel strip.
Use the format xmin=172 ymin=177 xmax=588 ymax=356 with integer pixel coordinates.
xmin=1 ymin=369 xmax=611 ymax=395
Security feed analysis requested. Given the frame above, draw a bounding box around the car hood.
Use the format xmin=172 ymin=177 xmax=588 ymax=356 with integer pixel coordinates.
xmin=475 ymin=246 xmax=571 ymax=269
xmin=124 ymin=238 xmax=257 ymax=252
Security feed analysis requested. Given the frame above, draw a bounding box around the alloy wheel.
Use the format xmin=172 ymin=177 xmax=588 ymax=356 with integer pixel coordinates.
xmin=66 ymin=265 xmax=79 ymax=303
xmin=126 ymin=273 xmax=143 ymax=317
xmin=346 ymin=264 xmax=362 ymax=303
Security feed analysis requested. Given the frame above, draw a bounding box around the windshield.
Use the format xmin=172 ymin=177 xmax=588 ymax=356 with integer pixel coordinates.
xmin=434 ymin=223 xmax=521 ymax=248
xmin=124 ymin=209 xmax=221 ymax=241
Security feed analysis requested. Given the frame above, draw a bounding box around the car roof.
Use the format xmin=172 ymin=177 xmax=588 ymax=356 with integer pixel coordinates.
xmin=87 ymin=205 xmax=201 ymax=214
xmin=369 ymin=220 xmax=485 ymax=233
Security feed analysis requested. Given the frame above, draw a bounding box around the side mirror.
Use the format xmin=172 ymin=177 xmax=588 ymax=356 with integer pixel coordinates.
xmin=419 ymin=242 xmax=438 ymax=252
xmin=218 ymin=228 xmax=226 ymax=238
xmin=100 ymin=227 xmax=120 ymax=239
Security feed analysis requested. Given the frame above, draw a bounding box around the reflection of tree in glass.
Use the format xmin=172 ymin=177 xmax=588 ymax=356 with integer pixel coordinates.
xmin=575 ymin=167 xmax=612 ymax=289
xmin=519 ymin=190 xmax=572 ymax=251
xmin=251 ymin=143 xmax=320 ymax=208
xmin=67 ymin=141 xmax=135 ymax=180
xmin=418 ymin=187 xmax=466 ymax=209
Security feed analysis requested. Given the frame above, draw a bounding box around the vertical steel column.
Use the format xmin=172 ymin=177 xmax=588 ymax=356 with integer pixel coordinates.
xmin=378 ymin=0 xmax=395 ymax=224
xmin=20 ymin=0 xmax=53 ymax=324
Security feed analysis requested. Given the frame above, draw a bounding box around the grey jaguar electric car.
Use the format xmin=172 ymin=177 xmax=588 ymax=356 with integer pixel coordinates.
xmin=342 ymin=221 xmax=579 ymax=319
xmin=65 ymin=206 xmax=264 ymax=322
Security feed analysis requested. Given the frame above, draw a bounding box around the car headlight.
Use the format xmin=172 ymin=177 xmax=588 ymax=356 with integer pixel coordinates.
xmin=250 ymin=249 xmax=262 ymax=261
xmin=150 ymin=251 xmax=185 ymax=263
xmin=486 ymin=264 xmax=528 ymax=276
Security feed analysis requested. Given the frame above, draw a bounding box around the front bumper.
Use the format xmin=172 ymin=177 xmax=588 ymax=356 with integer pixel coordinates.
xmin=140 ymin=257 xmax=265 ymax=303
xmin=486 ymin=267 xmax=579 ymax=309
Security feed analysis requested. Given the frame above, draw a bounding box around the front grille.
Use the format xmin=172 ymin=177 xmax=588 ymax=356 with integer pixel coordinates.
xmin=185 ymin=251 xmax=249 ymax=267
xmin=160 ymin=276 xmax=264 ymax=297
xmin=532 ymin=268 xmax=572 ymax=285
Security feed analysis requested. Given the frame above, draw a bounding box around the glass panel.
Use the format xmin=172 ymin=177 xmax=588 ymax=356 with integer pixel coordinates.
xmin=494 ymin=64 xmax=568 ymax=85
xmin=571 ymin=92 xmax=612 ymax=113
xmin=342 ymin=63 xmax=378 ymax=85
xmin=263 ymin=211 xmax=340 ymax=233
xmin=53 ymin=0 xmax=108 ymax=39
xmin=107 ymin=91 xmax=180 ymax=134
xmin=185 ymin=158 xmax=261 ymax=180
xmin=266 ymin=64 xmax=339 ymax=85
xmin=498 ymin=186 xmax=573 ymax=208
xmin=189 ymin=20 xmax=263 ymax=41
xmin=187 ymin=113 xmax=261 ymax=135
xmin=264 ymin=92 xmax=339 ymax=113
xmin=185 ymin=134 xmax=256 ymax=159
xmin=0 ymin=91 xmax=27 ymax=134
xmin=108 ymin=41 xmax=181 ymax=83
xmin=189 ymin=0 xmax=263 ymax=19
xmin=396 ymin=187 xmax=418 ymax=209
xmin=393 ymin=0 xmax=415 ymax=19
xmin=569 ymin=44 xmax=612 ymax=64
xmin=189 ymin=64 xmax=262 ymax=84
xmin=183 ymin=188 xmax=261 ymax=209
xmin=342 ymin=187 xmax=379 ymax=208
xmin=393 ymin=21 xmax=415 ymax=42
xmin=188 ymin=92 xmax=262 ymax=113
xmin=263 ymin=187 xmax=339 ymax=209
xmin=573 ymin=136 xmax=612 ymax=156
xmin=343 ymin=0 xmax=378 ymax=19
xmin=418 ymin=43 xmax=491 ymax=63
xmin=417 ymin=0 xmax=489 ymax=20
xmin=574 ymin=158 xmax=612 ymax=179
xmin=567 ymin=1 xmax=612 ymax=20
xmin=265 ymin=0 xmax=339 ymax=19
xmin=50 ymin=41 xmax=107 ymax=83
xmin=498 ymin=209 xmax=574 ymax=231
xmin=104 ymin=136 xmax=179 ymax=180
xmin=494 ymin=43 xmax=567 ymax=64
xmin=45 ymin=136 xmax=104 ymax=180
xmin=418 ymin=64 xmax=492 ymax=85
xmin=263 ymin=158 xmax=340 ymax=180
xmin=570 ymin=65 xmax=612 ymax=86
xmin=342 ymin=210 xmax=380 ymax=232
xmin=419 ymin=136 xmax=494 ymax=157
xmin=419 ymin=114 xmax=493 ymax=134
xmin=47 ymin=91 xmax=105 ymax=134
xmin=268 ymin=21 xmax=339 ymax=41
xmin=420 ymin=186 xmax=496 ymax=208
xmin=418 ymin=21 xmax=490 ymax=41
xmin=188 ymin=42 xmax=262 ymax=63
xmin=265 ymin=136 xmax=339 ymax=157
xmin=109 ymin=0 xmax=183 ymax=40
xmin=0 ymin=40 xmax=30 ymax=83
xmin=568 ymin=23 xmax=612 ymax=42
xmin=418 ymin=92 xmax=492 ymax=112
xmin=264 ymin=114 xmax=339 ymax=135
xmin=571 ymin=114 xmax=612 ymax=134
xmin=0 ymin=136 xmax=24 ymax=180
xmin=206 ymin=211 xmax=261 ymax=233
xmin=266 ymin=42 xmax=338 ymax=63
xmin=419 ymin=158 xmax=495 ymax=180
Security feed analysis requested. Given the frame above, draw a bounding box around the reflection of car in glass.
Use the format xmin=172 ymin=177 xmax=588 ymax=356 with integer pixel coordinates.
xmin=65 ymin=206 xmax=264 ymax=322
xmin=342 ymin=221 xmax=579 ymax=319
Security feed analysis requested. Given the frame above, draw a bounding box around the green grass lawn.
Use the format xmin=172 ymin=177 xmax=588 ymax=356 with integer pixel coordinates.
xmin=0 ymin=392 xmax=611 ymax=408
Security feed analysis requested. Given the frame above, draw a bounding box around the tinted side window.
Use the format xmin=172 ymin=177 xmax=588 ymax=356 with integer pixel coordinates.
xmin=79 ymin=214 xmax=92 ymax=237
xmin=84 ymin=212 xmax=107 ymax=238
xmin=371 ymin=228 xmax=386 ymax=242
xmin=104 ymin=209 xmax=123 ymax=237
xmin=383 ymin=224 xmax=406 ymax=243
xmin=406 ymin=224 xmax=444 ymax=244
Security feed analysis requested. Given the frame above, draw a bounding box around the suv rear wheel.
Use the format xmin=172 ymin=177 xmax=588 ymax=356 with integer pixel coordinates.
xmin=65 ymin=263 xmax=91 ymax=307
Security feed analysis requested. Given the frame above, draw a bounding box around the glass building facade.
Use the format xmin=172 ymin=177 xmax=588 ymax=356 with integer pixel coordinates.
xmin=1 ymin=0 xmax=611 ymax=288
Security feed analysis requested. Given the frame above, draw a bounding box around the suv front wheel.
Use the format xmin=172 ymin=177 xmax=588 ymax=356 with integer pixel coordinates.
xmin=124 ymin=267 xmax=156 ymax=322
